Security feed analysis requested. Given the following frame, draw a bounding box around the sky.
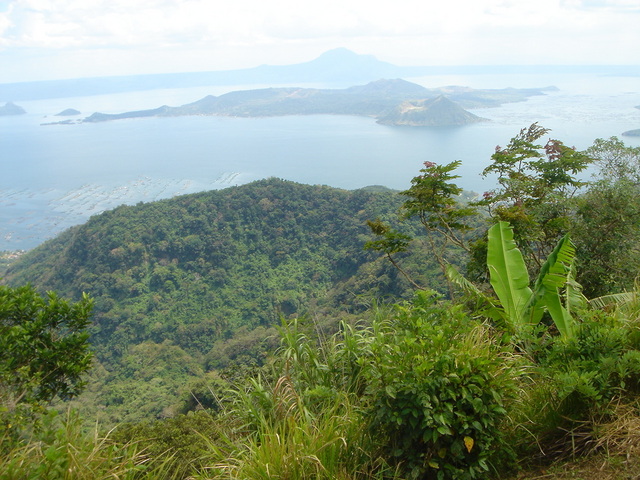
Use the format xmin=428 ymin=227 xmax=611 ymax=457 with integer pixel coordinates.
xmin=0 ymin=0 xmax=639 ymax=83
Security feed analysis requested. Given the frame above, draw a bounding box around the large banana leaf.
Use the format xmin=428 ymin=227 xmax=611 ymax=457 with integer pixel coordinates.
xmin=487 ymin=222 xmax=533 ymax=332
xmin=454 ymin=222 xmax=582 ymax=338
xmin=535 ymin=234 xmax=575 ymax=289
xmin=526 ymin=234 xmax=573 ymax=326
xmin=565 ymin=262 xmax=587 ymax=317
xmin=534 ymin=234 xmax=579 ymax=338
xmin=543 ymin=290 xmax=574 ymax=338
xmin=588 ymin=291 xmax=637 ymax=310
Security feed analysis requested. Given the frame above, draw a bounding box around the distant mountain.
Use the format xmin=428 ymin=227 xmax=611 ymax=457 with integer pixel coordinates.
xmin=0 ymin=49 xmax=427 ymax=102
xmin=80 ymin=78 xmax=548 ymax=127
xmin=245 ymin=48 xmax=414 ymax=83
xmin=377 ymin=95 xmax=486 ymax=126
xmin=0 ymin=102 xmax=26 ymax=115
xmin=3 ymin=48 xmax=636 ymax=102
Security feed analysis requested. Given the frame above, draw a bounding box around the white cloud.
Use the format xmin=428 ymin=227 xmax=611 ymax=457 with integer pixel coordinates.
xmin=0 ymin=0 xmax=638 ymax=81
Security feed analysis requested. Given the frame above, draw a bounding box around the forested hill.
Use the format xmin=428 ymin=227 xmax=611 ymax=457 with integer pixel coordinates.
xmin=7 ymin=179 xmax=418 ymax=351
xmin=3 ymin=179 xmax=443 ymax=420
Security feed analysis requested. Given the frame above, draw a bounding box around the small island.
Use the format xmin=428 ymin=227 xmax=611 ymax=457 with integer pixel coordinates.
xmin=0 ymin=102 xmax=26 ymax=116
xmin=622 ymin=129 xmax=640 ymax=137
xmin=55 ymin=108 xmax=81 ymax=116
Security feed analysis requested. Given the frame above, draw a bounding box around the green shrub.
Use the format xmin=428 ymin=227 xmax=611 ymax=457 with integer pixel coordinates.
xmin=365 ymin=291 xmax=517 ymax=479
xmin=543 ymin=311 xmax=640 ymax=415
xmin=509 ymin=310 xmax=640 ymax=460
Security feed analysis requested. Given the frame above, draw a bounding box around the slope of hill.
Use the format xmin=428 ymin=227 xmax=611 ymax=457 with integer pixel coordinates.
xmin=3 ymin=179 xmax=443 ymax=422
xmin=377 ymin=95 xmax=486 ymax=126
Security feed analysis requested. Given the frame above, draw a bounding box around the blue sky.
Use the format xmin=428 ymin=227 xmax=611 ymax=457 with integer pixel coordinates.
xmin=0 ymin=0 xmax=639 ymax=83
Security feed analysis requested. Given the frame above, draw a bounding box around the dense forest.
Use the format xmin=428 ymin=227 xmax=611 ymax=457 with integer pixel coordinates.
xmin=3 ymin=124 xmax=640 ymax=479
xmin=2 ymin=179 xmax=453 ymax=424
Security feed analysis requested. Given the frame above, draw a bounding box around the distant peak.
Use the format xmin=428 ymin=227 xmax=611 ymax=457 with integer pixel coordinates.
xmin=0 ymin=101 xmax=26 ymax=115
xmin=315 ymin=48 xmax=368 ymax=59
xmin=308 ymin=48 xmax=391 ymax=67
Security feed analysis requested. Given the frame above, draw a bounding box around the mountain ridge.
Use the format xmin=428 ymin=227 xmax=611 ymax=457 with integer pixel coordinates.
xmin=0 ymin=49 xmax=424 ymax=102
xmin=0 ymin=101 xmax=26 ymax=115
xmin=2 ymin=48 xmax=635 ymax=102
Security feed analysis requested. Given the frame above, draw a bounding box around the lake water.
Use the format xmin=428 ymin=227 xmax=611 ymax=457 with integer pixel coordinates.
xmin=1 ymin=72 xmax=639 ymax=251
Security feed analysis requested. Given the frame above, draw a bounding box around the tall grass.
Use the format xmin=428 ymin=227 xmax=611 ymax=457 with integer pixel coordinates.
xmin=190 ymin=316 xmax=396 ymax=480
xmin=201 ymin=386 xmax=388 ymax=480
xmin=0 ymin=409 xmax=174 ymax=480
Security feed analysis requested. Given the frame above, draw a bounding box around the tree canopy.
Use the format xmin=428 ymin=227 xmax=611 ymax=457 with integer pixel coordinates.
xmin=0 ymin=284 xmax=93 ymax=410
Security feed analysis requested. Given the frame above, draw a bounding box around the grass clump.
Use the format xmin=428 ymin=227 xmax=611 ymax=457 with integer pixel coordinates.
xmin=0 ymin=409 xmax=152 ymax=480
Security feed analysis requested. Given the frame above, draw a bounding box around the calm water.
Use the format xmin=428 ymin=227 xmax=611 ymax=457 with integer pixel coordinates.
xmin=1 ymin=73 xmax=639 ymax=250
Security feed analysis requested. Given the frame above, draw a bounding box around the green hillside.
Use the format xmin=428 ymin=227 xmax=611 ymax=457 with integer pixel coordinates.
xmin=4 ymin=178 xmax=446 ymax=422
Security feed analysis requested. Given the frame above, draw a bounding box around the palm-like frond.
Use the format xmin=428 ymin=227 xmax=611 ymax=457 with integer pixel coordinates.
xmin=487 ymin=222 xmax=532 ymax=332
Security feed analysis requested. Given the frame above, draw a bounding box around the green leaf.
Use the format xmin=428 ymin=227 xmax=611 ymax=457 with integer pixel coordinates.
xmin=543 ymin=289 xmax=574 ymax=338
xmin=385 ymin=385 xmax=397 ymax=399
xmin=530 ymin=234 xmax=579 ymax=337
xmin=589 ymin=291 xmax=636 ymax=310
xmin=487 ymin=222 xmax=532 ymax=332
xmin=565 ymin=262 xmax=587 ymax=317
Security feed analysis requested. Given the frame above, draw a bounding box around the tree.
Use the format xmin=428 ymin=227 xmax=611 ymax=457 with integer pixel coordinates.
xmin=587 ymin=136 xmax=640 ymax=184
xmin=571 ymin=137 xmax=640 ymax=297
xmin=475 ymin=123 xmax=592 ymax=273
xmin=366 ymin=126 xmax=592 ymax=296
xmin=0 ymin=284 xmax=94 ymax=411
xmin=366 ymin=160 xmax=477 ymax=296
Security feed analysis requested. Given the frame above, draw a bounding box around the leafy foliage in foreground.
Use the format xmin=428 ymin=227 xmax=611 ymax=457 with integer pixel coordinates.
xmin=0 ymin=284 xmax=93 ymax=448
xmin=197 ymin=293 xmax=517 ymax=480
xmin=365 ymin=292 xmax=516 ymax=479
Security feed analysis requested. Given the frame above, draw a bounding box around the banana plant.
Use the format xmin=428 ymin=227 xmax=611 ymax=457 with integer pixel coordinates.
xmin=448 ymin=221 xmax=585 ymax=338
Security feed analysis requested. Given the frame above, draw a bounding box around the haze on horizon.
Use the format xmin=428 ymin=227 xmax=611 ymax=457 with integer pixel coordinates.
xmin=0 ymin=0 xmax=639 ymax=84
